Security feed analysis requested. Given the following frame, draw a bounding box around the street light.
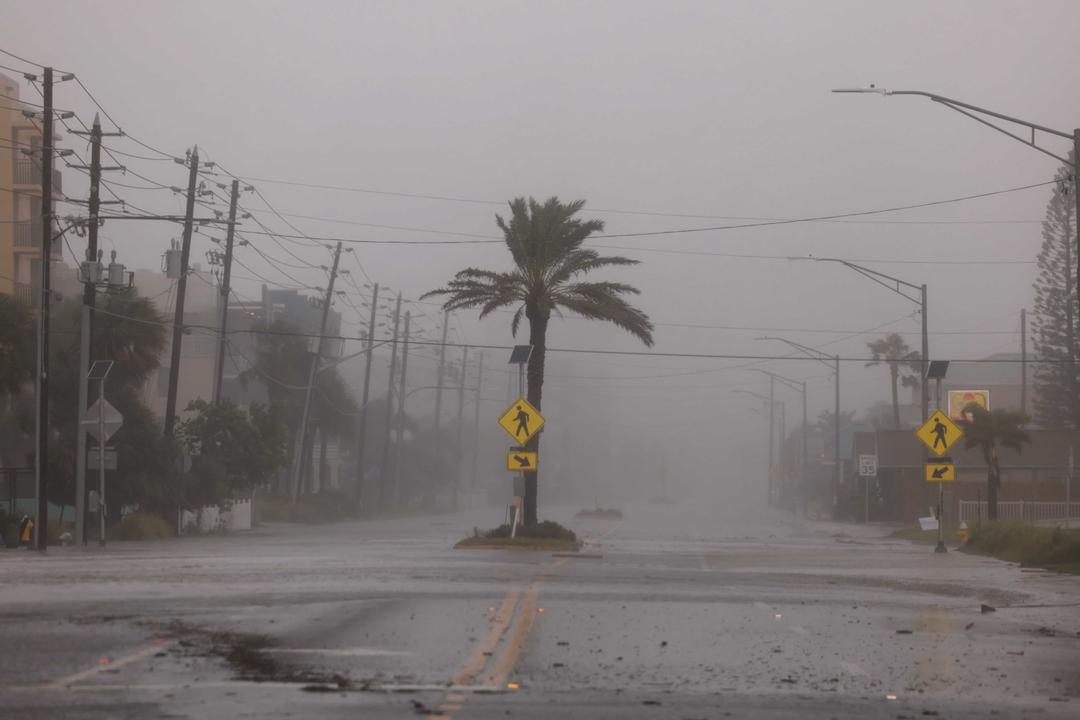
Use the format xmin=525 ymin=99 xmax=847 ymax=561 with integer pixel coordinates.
xmin=731 ymin=388 xmax=779 ymax=504
xmin=757 ymin=337 xmax=842 ymax=516
xmin=751 ymin=369 xmax=808 ymax=508
xmin=791 ymin=256 xmax=928 ymax=423
xmin=832 ymin=86 xmax=1079 ymax=323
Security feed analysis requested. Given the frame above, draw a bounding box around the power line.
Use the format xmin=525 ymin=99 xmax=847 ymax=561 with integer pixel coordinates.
xmin=220 ymin=177 xmax=1058 ymax=248
xmin=231 ymin=173 xmax=1048 ymax=225
xmin=77 ymin=298 xmax=1055 ymax=366
xmin=590 ymin=244 xmax=1037 ymax=266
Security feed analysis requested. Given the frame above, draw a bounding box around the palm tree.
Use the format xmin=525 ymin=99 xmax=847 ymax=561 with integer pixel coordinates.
xmin=866 ymin=333 xmax=921 ymax=429
xmin=424 ymin=197 xmax=654 ymax=524
xmin=956 ymin=403 xmax=1030 ymax=521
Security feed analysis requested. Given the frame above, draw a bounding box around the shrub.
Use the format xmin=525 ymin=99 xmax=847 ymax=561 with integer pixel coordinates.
xmin=481 ymin=520 xmax=576 ymax=542
xmin=255 ymin=489 xmax=356 ymax=524
xmin=115 ymin=511 xmax=174 ymax=541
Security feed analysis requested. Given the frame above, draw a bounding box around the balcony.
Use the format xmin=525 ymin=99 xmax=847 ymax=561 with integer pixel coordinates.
xmin=14 ymin=220 xmax=40 ymax=247
xmin=14 ymin=285 xmax=37 ymax=308
xmin=13 ymin=220 xmax=65 ymax=260
xmin=13 ymin=158 xmax=63 ymax=194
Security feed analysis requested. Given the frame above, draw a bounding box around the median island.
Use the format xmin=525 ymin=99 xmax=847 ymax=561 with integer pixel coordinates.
xmin=455 ymin=520 xmax=580 ymax=551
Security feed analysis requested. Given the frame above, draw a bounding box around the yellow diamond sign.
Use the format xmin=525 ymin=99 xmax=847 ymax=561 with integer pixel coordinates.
xmin=498 ymin=398 xmax=545 ymax=445
xmin=916 ymin=410 xmax=963 ymax=457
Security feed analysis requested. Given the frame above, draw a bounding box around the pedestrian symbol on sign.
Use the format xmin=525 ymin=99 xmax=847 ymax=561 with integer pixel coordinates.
xmin=513 ymin=405 xmax=531 ymax=439
xmin=497 ymin=397 xmax=545 ymax=444
xmin=916 ymin=410 xmax=962 ymax=457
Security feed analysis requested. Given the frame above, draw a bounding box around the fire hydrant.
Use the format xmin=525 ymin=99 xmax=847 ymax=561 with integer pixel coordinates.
xmin=958 ymin=521 xmax=969 ymax=546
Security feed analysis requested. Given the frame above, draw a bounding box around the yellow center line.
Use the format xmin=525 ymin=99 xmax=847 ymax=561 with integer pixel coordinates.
xmin=439 ymin=521 xmax=618 ymax=717
xmin=452 ymin=587 xmax=521 ymax=686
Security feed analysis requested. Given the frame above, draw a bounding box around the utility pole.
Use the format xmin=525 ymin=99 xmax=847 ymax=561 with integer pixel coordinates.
xmin=354 ymin=282 xmax=379 ymax=506
xmin=921 ymin=284 xmax=929 ymax=423
xmin=163 ymin=146 xmax=200 ymax=437
xmin=1020 ymin=308 xmax=1027 ymax=416
xmin=834 ymin=355 xmax=841 ymax=514
xmin=801 ymin=380 xmax=808 ymax=491
xmin=290 ymin=242 xmax=343 ymax=502
xmin=1074 ymin=129 xmax=1079 ymax=332
xmin=471 ymin=352 xmax=483 ymax=491
xmin=767 ymin=374 xmax=775 ymax=507
xmin=70 ymin=113 xmax=120 ymax=546
xmin=431 ymin=310 xmax=449 ymax=488
xmin=454 ymin=345 xmax=468 ymax=509
xmin=32 ymin=67 xmax=54 ymax=551
xmin=378 ymin=293 xmax=402 ymax=510
xmin=211 ymin=179 xmax=240 ymax=403
xmin=392 ymin=311 xmax=411 ymax=510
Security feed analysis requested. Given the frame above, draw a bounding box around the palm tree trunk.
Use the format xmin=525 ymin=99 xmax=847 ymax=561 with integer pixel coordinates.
xmin=988 ymin=445 xmax=1000 ymax=521
xmin=318 ymin=429 xmax=328 ymax=493
xmin=890 ymin=364 xmax=900 ymax=429
xmin=523 ymin=309 xmax=549 ymax=526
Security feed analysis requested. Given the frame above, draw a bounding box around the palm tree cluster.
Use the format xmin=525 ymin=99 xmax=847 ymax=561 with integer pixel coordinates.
xmin=866 ymin=333 xmax=921 ymax=429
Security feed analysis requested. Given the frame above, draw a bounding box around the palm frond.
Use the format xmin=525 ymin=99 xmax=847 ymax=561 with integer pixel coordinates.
xmin=553 ymin=282 xmax=654 ymax=346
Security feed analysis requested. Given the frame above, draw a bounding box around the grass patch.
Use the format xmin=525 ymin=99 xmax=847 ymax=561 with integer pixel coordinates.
xmin=255 ymin=489 xmax=356 ymax=525
xmin=962 ymin=521 xmax=1080 ymax=573
xmin=114 ymin=511 xmax=174 ymax=541
xmin=575 ymin=507 xmax=623 ymax=519
xmin=456 ymin=520 xmax=580 ymax=551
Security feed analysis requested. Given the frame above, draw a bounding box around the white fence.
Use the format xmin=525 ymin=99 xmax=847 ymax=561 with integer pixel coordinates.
xmin=179 ymin=498 xmax=252 ymax=534
xmin=959 ymin=500 xmax=1080 ymax=525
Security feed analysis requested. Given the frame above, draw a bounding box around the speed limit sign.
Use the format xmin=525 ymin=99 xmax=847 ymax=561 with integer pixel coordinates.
xmin=858 ymin=454 xmax=878 ymax=477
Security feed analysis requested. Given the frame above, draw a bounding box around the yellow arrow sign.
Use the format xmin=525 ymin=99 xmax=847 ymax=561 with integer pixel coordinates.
xmin=925 ymin=462 xmax=956 ymax=482
xmin=498 ymin=397 xmax=545 ymax=445
xmin=506 ymin=449 xmax=538 ymax=472
xmin=915 ymin=410 xmax=963 ymax=457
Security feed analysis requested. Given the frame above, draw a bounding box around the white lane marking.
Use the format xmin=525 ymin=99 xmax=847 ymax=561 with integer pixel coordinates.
xmin=838 ymin=660 xmax=867 ymax=677
xmin=1 ymin=681 xmax=503 ymax=694
xmin=263 ymin=647 xmax=414 ymax=657
xmin=49 ymin=641 xmax=175 ymax=688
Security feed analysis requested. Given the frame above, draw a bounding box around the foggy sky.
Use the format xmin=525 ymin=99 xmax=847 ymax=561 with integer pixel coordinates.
xmin=6 ymin=0 xmax=1080 ymax=501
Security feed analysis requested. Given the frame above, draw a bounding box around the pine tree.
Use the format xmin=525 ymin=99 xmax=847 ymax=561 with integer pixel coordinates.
xmin=1032 ymin=150 xmax=1079 ymax=428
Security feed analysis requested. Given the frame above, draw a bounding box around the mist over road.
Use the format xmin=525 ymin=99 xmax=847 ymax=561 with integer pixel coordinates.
xmin=2 ymin=499 xmax=1077 ymax=719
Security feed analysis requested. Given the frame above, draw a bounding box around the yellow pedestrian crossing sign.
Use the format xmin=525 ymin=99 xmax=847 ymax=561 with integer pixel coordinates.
xmin=925 ymin=461 xmax=956 ymax=482
xmin=915 ymin=410 xmax=963 ymax=457
xmin=506 ymin=449 xmax=538 ymax=472
xmin=498 ymin=398 xmax=545 ymax=444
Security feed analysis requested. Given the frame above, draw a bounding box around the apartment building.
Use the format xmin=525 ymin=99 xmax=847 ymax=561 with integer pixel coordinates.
xmin=0 ymin=71 xmax=63 ymax=305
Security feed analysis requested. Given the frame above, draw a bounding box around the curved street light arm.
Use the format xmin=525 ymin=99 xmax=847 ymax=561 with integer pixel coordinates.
xmin=750 ymin=368 xmax=806 ymax=396
xmin=756 ymin=336 xmax=836 ymax=370
xmin=805 ymin=256 xmax=922 ymax=304
xmin=833 ymin=87 xmax=1075 ymax=166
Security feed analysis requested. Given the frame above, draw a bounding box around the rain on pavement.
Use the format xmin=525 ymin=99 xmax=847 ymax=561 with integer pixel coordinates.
xmin=1 ymin=500 xmax=1077 ymax=719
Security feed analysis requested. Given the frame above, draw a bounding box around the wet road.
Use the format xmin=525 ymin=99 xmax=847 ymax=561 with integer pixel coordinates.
xmin=1 ymin=500 xmax=1078 ymax=719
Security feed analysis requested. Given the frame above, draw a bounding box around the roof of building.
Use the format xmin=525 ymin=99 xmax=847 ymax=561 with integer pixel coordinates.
xmin=854 ymin=428 xmax=1078 ymax=470
xmin=943 ymin=353 xmax=1027 ymax=387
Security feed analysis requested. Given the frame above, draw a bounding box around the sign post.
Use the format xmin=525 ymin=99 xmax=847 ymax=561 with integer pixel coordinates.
xmin=82 ymin=361 xmax=119 ymax=547
xmin=504 ymin=346 xmax=536 ymax=537
xmin=858 ymin=454 xmax=877 ymax=523
xmin=918 ymin=360 xmax=959 ymax=554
